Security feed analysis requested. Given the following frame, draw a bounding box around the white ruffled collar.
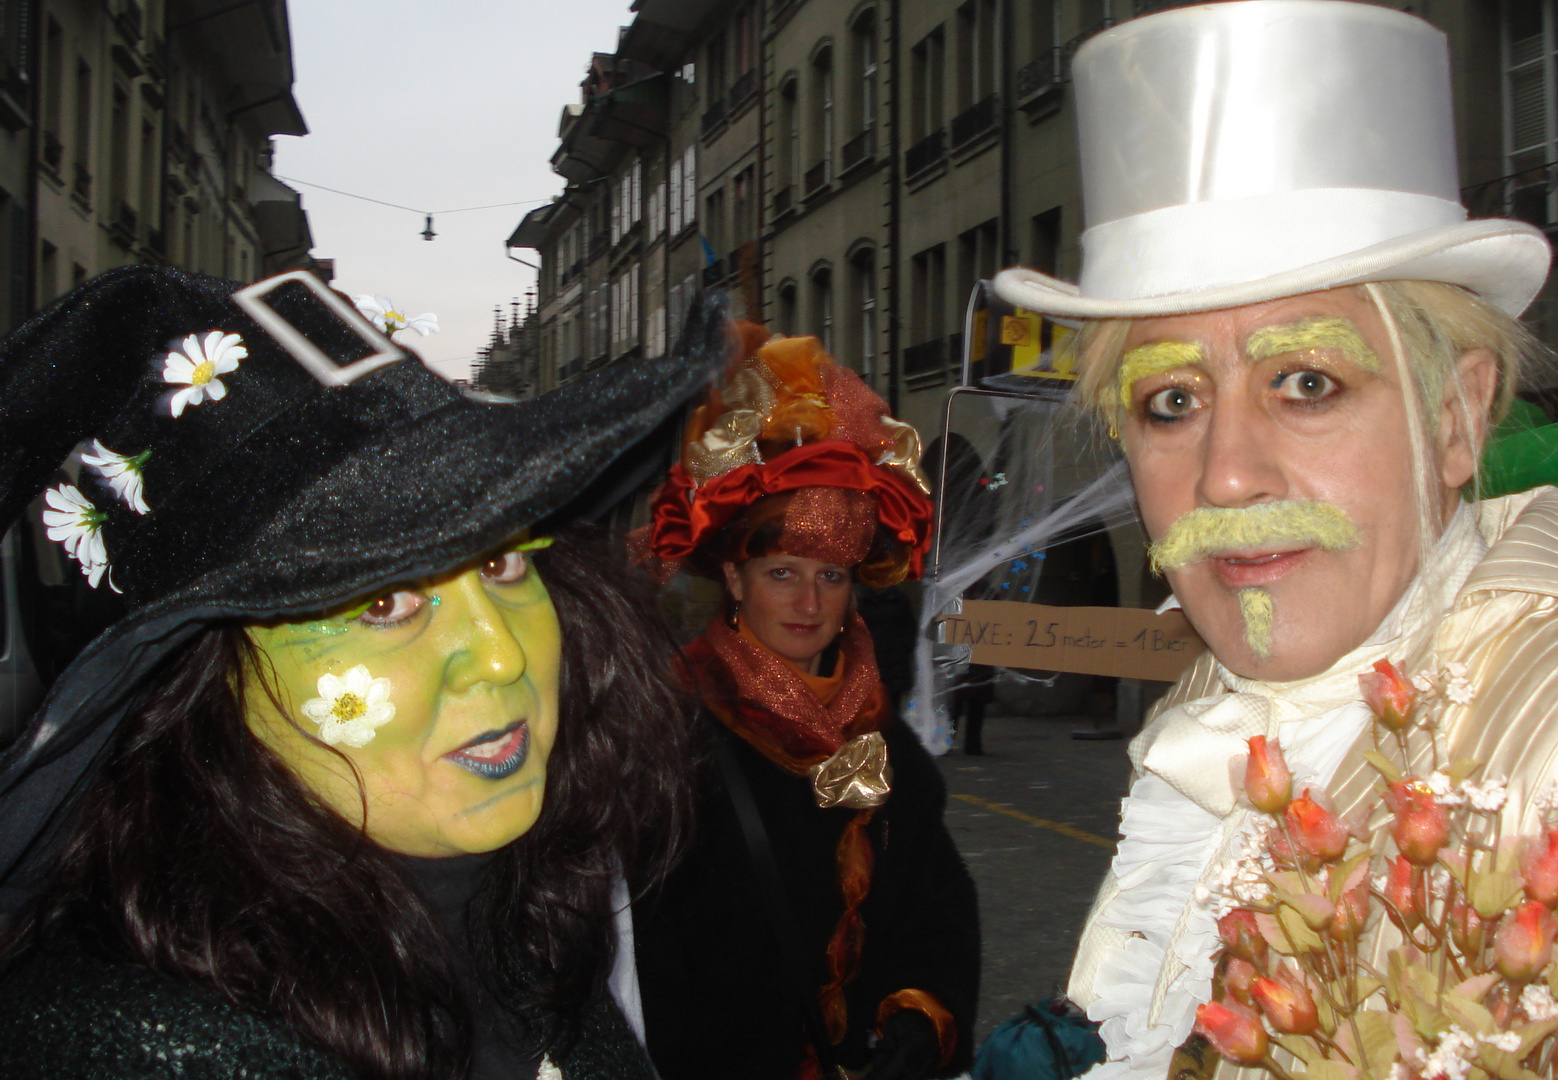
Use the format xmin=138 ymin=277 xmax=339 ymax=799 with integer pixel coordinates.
xmin=1081 ymin=506 xmax=1485 ymax=1080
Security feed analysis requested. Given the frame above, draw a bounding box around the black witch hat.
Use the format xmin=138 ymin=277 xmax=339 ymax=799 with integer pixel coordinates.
xmin=0 ymin=265 xmax=725 ymax=905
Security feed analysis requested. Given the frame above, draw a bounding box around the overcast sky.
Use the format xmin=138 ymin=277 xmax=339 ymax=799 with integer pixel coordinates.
xmin=274 ymin=0 xmax=637 ymax=381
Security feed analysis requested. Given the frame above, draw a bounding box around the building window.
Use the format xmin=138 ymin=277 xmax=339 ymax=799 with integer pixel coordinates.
xmin=851 ymin=10 xmax=877 ymax=138
xmin=1506 ymin=2 xmax=1556 ymax=228
xmin=777 ymin=278 xmax=798 ymax=337
xmin=704 ymin=186 xmax=726 ymax=268
xmin=1031 ymin=206 xmax=1061 ymax=277
xmin=957 ymin=0 xmax=997 ymax=112
xmin=779 ymin=78 xmax=800 ymax=196
xmin=42 ymin=18 xmax=62 ymax=149
xmin=911 ymin=29 xmax=945 ymax=143
xmin=669 ymin=154 xmax=684 ymax=235
xmin=809 ymin=47 xmax=834 ymax=188
xmin=73 ymin=59 xmax=93 ymax=199
xmin=851 ymin=248 xmax=877 ymax=382
xmin=707 ymin=29 xmax=728 ymax=102
xmin=681 ymin=146 xmax=697 ymax=231
xmin=911 ymin=244 xmax=947 ymax=347
xmin=811 ymin=265 xmax=833 ymax=353
xmin=733 ymin=5 xmax=758 ymax=82
xmin=956 ymin=219 xmax=999 ymax=313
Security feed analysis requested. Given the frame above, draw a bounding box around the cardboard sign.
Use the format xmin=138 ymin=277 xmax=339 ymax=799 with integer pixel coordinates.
xmin=939 ymin=599 xmax=1205 ymax=682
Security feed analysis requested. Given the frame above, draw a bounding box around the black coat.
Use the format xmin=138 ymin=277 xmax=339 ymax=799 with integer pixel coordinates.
xmin=0 ymin=939 xmax=654 ymax=1080
xmin=634 ymin=717 xmax=980 ymax=1080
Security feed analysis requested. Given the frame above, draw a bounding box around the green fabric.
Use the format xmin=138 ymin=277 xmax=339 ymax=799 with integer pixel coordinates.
xmin=1479 ymin=400 xmax=1558 ymax=499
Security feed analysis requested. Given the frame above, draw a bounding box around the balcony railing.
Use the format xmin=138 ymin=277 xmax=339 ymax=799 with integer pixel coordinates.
xmin=774 ymin=184 xmax=794 ymax=218
xmin=702 ymin=258 xmax=726 ymax=286
xmin=841 ymin=129 xmax=873 ymax=172
xmin=1463 ymin=165 xmax=1557 ymax=231
xmin=803 ymin=159 xmax=829 ymax=197
xmin=41 ymin=131 xmax=63 ymax=172
xmin=730 ymin=69 xmax=757 ymax=108
xmin=1016 ymin=49 xmax=1060 ymax=99
xmin=701 ymin=95 xmax=726 ymax=135
xmin=904 ymin=337 xmax=948 ymax=375
xmin=905 ymin=129 xmax=945 ymax=178
xmin=111 ymin=200 xmax=138 ymax=243
xmin=951 ymin=94 xmax=999 ymax=149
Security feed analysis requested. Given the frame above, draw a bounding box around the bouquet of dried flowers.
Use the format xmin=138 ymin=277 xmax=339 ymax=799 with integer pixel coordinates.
xmin=1193 ymin=659 xmax=1558 ymax=1080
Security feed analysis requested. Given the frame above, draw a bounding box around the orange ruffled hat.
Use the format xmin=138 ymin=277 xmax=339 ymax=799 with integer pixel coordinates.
xmin=643 ymin=325 xmax=933 ymax=588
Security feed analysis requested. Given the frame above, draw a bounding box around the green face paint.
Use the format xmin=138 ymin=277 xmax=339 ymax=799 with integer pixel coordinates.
xmin=1245 ymin=317 xmax=1380 ymax=373
xmin=244 ymin=542 xmax=563 ymax=857
xmin=1147 ymin=501 xmax=1362 ymax=574
xmin=1117 ymin=340 xmax=1205 ymax=411
xmin=1238 ymin=588 xmax=1274 ymax=659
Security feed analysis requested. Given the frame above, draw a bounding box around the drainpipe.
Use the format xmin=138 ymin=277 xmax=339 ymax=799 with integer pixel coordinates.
xmin=22 ymin=0 xmax=40 ymax=319
xmin=998 ymin=0 xmax=1013 ymax=268
xmin=886 ymin=0 xmax=901 ymax=415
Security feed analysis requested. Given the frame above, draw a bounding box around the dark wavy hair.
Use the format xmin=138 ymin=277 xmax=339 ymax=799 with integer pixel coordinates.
xmin=0 ymin=524 xmax=694 ymax=1080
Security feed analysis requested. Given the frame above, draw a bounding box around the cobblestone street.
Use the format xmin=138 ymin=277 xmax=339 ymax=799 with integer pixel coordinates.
xmin=935 ymin=714 xmax=1134 ymax=1044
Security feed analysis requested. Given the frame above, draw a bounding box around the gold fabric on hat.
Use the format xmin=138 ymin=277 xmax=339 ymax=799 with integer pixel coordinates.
xmin=878 ymin=416 xmax=931 ymax=495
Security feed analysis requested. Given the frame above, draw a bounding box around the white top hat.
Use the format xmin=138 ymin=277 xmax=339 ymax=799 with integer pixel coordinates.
xmin=992 ymin=0 xmax=1551 ymax=319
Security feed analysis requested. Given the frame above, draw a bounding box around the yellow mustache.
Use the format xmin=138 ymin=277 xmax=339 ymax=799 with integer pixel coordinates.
xmin=1148 ymin=501 xmax=1361 ymax=574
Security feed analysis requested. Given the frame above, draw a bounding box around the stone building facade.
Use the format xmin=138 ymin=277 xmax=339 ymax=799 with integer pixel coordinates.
xmin=9 ymin=0 xmax=320 ymax=334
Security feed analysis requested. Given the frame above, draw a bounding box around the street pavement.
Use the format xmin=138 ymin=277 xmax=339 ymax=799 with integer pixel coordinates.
xmin=935 ymin=713 xmax=1134 ymax=1045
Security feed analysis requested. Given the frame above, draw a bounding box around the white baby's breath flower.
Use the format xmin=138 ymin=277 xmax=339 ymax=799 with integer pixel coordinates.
xmin=41 ymin=483 xmax=113 ymax=590
xmin=300 ymin=665 xmax=396 ymax=748
xmin=1412 ymin=670 xmax=1438 ymax=694
xmin=1418 ymin=1026 xmax=1477 ymax=1080
xmin=1463 ymin=777 xmax=1508 ymax=814
xmin=1426 ymin=771 xmax=1467 ymax=807
xmin=352 ymin=294 xmax=439 ymax=343
xmin=1522 ymin=983 xmax=1558 ymax=1022
xmin=161 ymin=331 xmax=247 ymax=417
xmin=1536 ymin=780 xmax=1558 ymax=822
xmin=80 ymin=440 xmax=151 ymax=514
xmin=1479 ymin=1030 xmax=1523 ymax=1053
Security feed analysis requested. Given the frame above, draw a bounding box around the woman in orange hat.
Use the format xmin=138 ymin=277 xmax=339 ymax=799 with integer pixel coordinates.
xmin=633 ymin=329 xmax=979 ymax=1080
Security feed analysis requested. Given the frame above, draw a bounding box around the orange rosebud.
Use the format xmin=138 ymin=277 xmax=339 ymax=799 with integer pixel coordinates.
xmin=1359 ymin=658 xmax=1414 ymax=730
xmin=1218 ymin=909 xmax=1268 ymax=966
xmin=1222 ymin=956 xmax=1260 ymax=1005
xmin=1450 ymin=896 xmax=1487 ymax=955
xmin=1384 ymin=855 xmax=1425 ymax=932
xmin=1195 ymin=999 xmax=1269 ymax=1064
xmin=1330 ymin=878 xmax=1370 ymax=943
xmin=1244 ymin=736 xmax=1293 ymax=815
xmin=1522 ymin=827 xmax=1558 ymax=907
xmin=1387 ymin=781 xmax=1450 ymax=866
xmin=1495 ymin=900 xmax=1558 ymax=982
xmin=1250 ymin=967 xmax=1319 ymax=1035
xmin=1285 ymin=790 xmax=1349 ymax=863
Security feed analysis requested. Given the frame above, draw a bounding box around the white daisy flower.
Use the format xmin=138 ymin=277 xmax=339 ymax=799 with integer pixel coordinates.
xmin=42 ymin=483 xmax=112 ymax=589
xmin=351 ymin=294 xmax=439 ymax=342
xmin=161 ymin=331 xmax=247 ymax=417
xmin=300 ymin=665 xmax=396 ymax=748
xmin=80 ymin=440 xmax=151 ymax=514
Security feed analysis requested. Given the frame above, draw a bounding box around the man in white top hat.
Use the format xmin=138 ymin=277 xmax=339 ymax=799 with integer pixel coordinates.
xmin=992 ymin=2 xmax=1557 ymax=1079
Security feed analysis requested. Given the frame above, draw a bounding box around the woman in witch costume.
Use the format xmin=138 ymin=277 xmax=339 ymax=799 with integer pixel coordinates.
xmin=0 ymin=266 xmax=722 ymax=1080
xmin=633 ymin=328 xmax=980 ymax=1080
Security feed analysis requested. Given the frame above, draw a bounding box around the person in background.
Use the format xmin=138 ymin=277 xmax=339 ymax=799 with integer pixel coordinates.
xmin=633 ymin=328 xmax=980 ymax=1080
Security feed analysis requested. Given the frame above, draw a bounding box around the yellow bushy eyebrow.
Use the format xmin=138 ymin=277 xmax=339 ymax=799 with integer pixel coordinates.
xmin=1244 ymin=317 xmax=1380 ymax=373
xmin=1117 ymin=340 xmax=1205 ymax=410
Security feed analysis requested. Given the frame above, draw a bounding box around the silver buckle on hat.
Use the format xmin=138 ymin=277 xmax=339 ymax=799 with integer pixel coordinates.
xmin=232 ymin=270 xmax=406 ymax=387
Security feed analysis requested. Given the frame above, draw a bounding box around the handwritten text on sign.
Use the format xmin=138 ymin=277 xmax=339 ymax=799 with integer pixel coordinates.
xmin=938 ymin=599 xmax=1205 ymax=682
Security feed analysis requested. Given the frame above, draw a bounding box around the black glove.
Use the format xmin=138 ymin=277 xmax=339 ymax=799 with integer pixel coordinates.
xmin=860 ymin=1009 xmax=941 ymax=1080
